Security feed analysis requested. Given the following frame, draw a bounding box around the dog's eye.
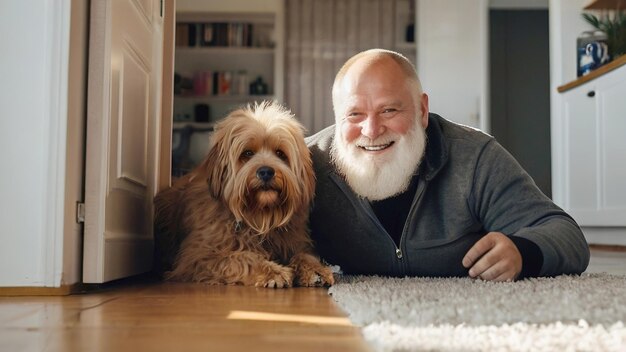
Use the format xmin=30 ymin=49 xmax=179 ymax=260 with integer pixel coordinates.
xmin=276 ymin=149 xmax=288 ymax=161
xmin=241 ymin=150 xmax=255 ymax=159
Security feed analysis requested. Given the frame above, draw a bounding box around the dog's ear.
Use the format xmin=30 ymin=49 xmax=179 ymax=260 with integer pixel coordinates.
xmin=201 ymin=128 xmax=229 ymax=199
xmin=290 ymin=124 xmax=316 ymax=208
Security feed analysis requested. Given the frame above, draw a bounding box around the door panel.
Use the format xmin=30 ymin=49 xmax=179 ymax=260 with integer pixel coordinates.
xmin=84 ymin=0 xmax=164 ymax=283
xmin=562 ymin=85 xmax=598 ymax=212
xmin=600 ymin=77 xmax=626 ymax=210
xmin=117 ymin=48 xmax=149 ymax=189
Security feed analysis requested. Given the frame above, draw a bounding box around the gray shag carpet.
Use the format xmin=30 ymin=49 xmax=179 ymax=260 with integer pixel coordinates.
xmin=328 ymin=273 xmax=626 ymax=351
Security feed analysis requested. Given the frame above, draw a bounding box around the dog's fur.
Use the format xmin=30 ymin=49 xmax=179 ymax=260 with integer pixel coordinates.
xmin=153 ymin=102 xmax=334 ymax=288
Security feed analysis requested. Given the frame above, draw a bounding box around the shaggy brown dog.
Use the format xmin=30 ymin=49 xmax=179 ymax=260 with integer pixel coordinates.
xmin=154 ymin=102 xmax=334 ymax=288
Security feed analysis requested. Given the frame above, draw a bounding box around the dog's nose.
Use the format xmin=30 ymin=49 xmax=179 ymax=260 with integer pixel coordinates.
xmin=256 ymin=166 xmax=275 ymax=183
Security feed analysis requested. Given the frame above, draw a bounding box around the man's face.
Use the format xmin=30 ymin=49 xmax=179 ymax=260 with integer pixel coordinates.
xmin=335 ymin=63 xmax=423 ymax=153
xmin=331 ymin=58 xmax=429 ymax=200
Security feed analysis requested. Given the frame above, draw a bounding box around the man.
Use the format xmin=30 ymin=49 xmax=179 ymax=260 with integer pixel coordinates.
xmin=306 ymin=49 xmax=589 ymax=281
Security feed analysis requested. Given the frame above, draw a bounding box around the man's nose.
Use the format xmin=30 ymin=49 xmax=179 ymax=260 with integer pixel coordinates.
xmin=360 ymin=116 xmax=384 ymax=140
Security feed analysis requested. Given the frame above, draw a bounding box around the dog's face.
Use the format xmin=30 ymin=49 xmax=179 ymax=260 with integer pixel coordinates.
xmin=200 ymin=102 xmax=314 ymax=234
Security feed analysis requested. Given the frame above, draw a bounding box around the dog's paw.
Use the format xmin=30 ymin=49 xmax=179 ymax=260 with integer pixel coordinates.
xmin=295 ymin=264 xmax=335 ymax=287
xmin=255 ymin=265 xmax=294 ymax=289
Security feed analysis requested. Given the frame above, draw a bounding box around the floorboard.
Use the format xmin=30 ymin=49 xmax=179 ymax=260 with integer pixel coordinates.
xmin=1 ymin=248 xmax=624 ymax=351
xmin=0 ymin=282 xmax=371 ymax=352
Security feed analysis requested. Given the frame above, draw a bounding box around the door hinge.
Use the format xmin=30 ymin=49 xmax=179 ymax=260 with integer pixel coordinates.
xmin=76 ymin=202 xmax=85 ymax=223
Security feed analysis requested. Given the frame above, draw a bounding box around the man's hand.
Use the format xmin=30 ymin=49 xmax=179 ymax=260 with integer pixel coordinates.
xmin=462 ymin=232 xmax=522 ymax=282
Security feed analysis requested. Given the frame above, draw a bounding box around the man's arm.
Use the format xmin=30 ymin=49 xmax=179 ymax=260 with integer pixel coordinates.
xmin=468 ymin=139 xmax=590 ymax=277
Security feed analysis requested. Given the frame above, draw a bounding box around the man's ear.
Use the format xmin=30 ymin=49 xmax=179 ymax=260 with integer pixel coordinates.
xmin=419 ymin=93 xmax=429 ymax=128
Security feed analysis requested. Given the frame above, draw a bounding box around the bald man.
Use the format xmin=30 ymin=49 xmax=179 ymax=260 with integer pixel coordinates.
xmin=306 ymin=49 xmax=589 ymax=281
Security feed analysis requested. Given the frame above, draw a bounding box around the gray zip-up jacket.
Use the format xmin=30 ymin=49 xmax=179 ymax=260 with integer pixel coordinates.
xmin=305 ymin=113 xmax=590 ymax=277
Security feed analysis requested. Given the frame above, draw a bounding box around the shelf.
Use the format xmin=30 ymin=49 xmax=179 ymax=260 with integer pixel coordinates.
xmin=173 ymin=121 xmax=216 ymax=130
xmin=174 ymin=94 xmax=275 ymax=102
xmin=176 ymin=12 xmax=275 ymax=24
xmin=175 ymin=46 xmax=275 ymax=55
xmin=171 ymin=6 xmax=283 ymax=175
xmin=584 ymin=0 xmax=625 ymax=9
xmin=557 ymin=54 xmax=626 ymax=92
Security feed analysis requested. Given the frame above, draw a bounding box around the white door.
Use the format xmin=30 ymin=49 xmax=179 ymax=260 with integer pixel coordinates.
xmin=417 ymin=0 xmax=489 ymax=130
xmin=83 ymin=0 xmax=164 ymax=283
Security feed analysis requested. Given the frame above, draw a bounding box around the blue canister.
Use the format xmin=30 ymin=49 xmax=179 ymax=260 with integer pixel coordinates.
xmin=577 ymin=30 xmax=611 ymax=76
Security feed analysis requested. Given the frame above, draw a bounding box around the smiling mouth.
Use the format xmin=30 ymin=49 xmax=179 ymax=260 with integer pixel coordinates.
xmin=358 ymin=141 xmax=395 ymax=151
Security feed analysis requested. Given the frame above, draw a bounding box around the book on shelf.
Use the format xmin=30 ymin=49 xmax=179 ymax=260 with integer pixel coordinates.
xmin=177 ymin=70 xmax=254 ymax=97
xmin=176 ymin=22 xmax=256 ymax=48
xmin=175 ymin=24 xmax=187 ymax=47
xmin=175 ymin=23 xmax=198 ymax=47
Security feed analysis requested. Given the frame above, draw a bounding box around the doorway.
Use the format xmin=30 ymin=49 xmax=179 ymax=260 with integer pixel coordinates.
xmin=490 ymin=9 xmax=552 ymax=198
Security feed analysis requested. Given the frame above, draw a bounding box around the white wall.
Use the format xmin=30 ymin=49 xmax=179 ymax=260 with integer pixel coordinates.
xmin=417 ymin=0 xmax=489 ymax=130
xmin=0 ymin=1 xmax=70 ymax=287
xmin=417 ymin=0 xmax=551 ymax=131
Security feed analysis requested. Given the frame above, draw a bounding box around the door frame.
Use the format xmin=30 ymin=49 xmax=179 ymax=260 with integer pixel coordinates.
xmin=44 ymin=0 xmax=73 ymax=287
xmin=158 ymin=0 xmax=175 ymax=192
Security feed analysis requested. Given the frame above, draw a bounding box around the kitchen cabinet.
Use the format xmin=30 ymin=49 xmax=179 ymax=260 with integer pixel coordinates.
xmin=557 ymin=57 xmax=626 ymax=229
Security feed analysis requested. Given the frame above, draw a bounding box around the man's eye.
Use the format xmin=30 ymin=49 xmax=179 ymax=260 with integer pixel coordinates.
xmin=382 ymin=108 xmax=397 ymax=114
xmin=346 ymin=113 xmax=364 ymax=122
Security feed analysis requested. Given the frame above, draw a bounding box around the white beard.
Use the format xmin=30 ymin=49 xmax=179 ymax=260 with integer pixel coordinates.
xmin=331 ymin=121 xmax=427 ymax=201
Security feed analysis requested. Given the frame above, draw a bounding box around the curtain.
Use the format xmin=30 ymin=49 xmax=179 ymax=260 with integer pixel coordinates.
xmin=285 ymin=0 xmax=416 ymax=135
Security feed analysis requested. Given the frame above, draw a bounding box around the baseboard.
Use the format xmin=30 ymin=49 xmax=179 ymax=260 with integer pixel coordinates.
xmin=582 ymin=227 xmax=626 ymax=246
xmin=589 ymin=244 xmax=626 ymax=252
xmin=0 ymin=283 xmax=83 ymax=296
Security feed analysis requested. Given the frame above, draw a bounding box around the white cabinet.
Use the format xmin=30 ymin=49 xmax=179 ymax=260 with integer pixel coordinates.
xmin=558 ymin=63 xmax=626 ymax=228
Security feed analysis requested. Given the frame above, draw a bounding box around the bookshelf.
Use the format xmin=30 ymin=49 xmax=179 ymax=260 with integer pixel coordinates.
xmin=172 ymin=5 xmax=284 ymax=176
xmin=173 ymin=12 xmax=281 ymax=123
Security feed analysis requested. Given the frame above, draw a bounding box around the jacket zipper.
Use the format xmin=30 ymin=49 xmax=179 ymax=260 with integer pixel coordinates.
xmin=397 ymin=178 xmax=428 ymax=273
xmin=358 ymin=198 xmax=403 ymax=261
xmin=329 ymin=173 xmax=404 ymax=272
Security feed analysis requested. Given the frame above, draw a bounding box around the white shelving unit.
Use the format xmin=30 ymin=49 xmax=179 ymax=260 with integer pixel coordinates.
xmin=172 ymin=1 xmax=284 ymax=175
xmin=174 ymin=12 xmax=281 ymax=123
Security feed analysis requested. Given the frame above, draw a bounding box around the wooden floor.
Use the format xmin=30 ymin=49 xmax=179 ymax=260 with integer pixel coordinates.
xmin=0 ymin=281 xmax=371 ymax=352
xmin=1 ymin=247 xmax=625 ymax=352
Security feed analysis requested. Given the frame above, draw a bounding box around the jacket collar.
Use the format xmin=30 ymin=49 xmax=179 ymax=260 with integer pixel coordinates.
xmin=421 ymin=113 xmax=449 ymax=181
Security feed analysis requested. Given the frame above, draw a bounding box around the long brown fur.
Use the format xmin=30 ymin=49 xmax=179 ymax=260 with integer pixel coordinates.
xmin=154 ymin=102 xmax=334 ymax=288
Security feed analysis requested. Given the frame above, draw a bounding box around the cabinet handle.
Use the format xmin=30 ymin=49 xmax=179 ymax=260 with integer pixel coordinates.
xmin=587 ymin=91 xmax=596 ymax=97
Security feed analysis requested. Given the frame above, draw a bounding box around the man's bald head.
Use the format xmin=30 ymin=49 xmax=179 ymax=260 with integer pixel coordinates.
xmin=332 ymin=49 xmax=423 ymax=110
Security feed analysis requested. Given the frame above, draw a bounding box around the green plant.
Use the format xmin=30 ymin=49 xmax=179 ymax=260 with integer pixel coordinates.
xmin=583 ymin=10 xmax=626 ymax=58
